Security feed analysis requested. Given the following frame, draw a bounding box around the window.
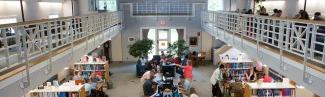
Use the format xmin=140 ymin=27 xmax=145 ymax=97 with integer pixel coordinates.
xmin=98 ymin=0 xmax=117 ymax=11
xmin=208 ymin=0 xmax=223 ymax=11
xmin=133 ymin=1 xmax=193 ymax=16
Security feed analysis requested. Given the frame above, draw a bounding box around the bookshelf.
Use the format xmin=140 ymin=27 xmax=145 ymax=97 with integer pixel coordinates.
xmin=73 ymin=61 xmax=110 ymax=82
xmin=220 ymin=55 xmax=253 ymax=81
xmin=244 ymin=82 xmax=296 ymax=97
xmin=29 ymin=85 xmax=86 ymax=97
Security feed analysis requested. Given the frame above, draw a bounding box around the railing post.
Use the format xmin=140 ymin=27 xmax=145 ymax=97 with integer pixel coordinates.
xmin=21 ymin=27 xmax=30 ymax=86
xmin=1 ymin=29 xmax=10 ymax=67
xmin=309 ymin=25 xmax=317 ymax=60
xmin=303 ymin=24 xmax=312 ymax=83
xmin=15 ymin=27 xmax=22 ymax=65
xmin=279 ymin=20 xmax=285 ymax=71
xmin=256 ymin=17 xmax=261 ymax=60
xmin=46 ymin=21 xmax=53 ymax=74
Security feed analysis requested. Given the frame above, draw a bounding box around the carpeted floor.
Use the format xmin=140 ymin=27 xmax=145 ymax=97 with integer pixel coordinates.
xmin=105 ymin=62 xmax=217 ymax=97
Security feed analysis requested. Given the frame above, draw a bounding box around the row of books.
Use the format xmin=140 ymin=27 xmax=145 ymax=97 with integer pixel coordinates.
xmin=254 ymin=89 xmax=294 ymax=97
xmin=31 ymin=92 xmax=79 ymax=97
xmin=74 ymin=65 xmax=105 ymax=71
xmin=225 ymin=63 xmax=251 ymax=69
xmin=224 ymin=70 xmax=247 ymax=81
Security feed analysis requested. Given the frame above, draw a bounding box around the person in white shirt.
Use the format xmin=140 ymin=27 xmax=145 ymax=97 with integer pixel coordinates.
xmin=210 ymin=64 xmax=225 ymax=97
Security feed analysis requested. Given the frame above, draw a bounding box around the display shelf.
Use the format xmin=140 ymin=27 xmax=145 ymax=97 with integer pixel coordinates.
xmin=244 ymin=82 xmax=296 ymax=97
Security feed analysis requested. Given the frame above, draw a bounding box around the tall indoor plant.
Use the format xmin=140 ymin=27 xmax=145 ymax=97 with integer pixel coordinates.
xmin=167 ymin=40 xmax=189 ymax=58
xmin=128 ymin=39 xmax=154 ymax=59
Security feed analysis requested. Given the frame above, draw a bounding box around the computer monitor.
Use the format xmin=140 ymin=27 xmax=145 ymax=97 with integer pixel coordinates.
xmin=162 ymin=65 xmax=175 ymax=77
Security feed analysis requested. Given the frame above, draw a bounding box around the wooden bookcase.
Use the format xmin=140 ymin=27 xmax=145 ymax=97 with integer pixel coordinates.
xmin=74 ymin=61 xmax=110 ymax=81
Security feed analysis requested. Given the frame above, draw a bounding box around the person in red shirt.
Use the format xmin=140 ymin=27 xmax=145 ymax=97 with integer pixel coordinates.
xmin=176 ymin=60 xmax=193 ymax=81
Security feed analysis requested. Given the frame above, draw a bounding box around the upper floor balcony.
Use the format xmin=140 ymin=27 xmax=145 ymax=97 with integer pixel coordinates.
xmin=202 ymin=11 xmax=325 ymax=97
xmin=0 ymin=11 xmax=123 ymax=81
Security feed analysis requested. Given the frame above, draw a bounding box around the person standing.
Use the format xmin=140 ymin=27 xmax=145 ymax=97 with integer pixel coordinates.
xmin=210 ymin=64 xmax=225 ymax=97
xmin=176 ymin=60 xmax=193 ymax=81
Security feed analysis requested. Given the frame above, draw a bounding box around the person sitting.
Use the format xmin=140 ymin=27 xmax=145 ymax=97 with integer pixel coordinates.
xmin=314 ymin=12 xmax=324 ymax=21
xmin=245 ymin=9 xmax=253 ymax=14
xmin=271 ymin=9 xmax=278 ymax=17
xmin=294 ymin=10 xmax=310 ymax=20
xmin=146 ymin=61 xmax=156 ymax=70
xmin=141 ymin=69 xmax=156 ymax=83
xmin=275 ymin=10 xmax=282 ymax=17
xmin=89 ymin=72 xmax=101 ymax=82
xmin=72 ymin=71 xmax=83 ymax=81
xmin=143 ymin=75 xmax=155 ymax=97
xmin=178 ymin=75 xmax=192 ymax=95
xmin=259 ymin=6 xmax=269 ymax=16
xmin=254 ymin=62 xmax=266 ymax=80
xmin=294 ymin=10 xmax=304 ymax=19
xmin=176 ymin=60 xmax=193 ymax=80
xmin=84 ymin=79 xmax=92 ymax=96
xmin=161 ymin=51 xmax=166 ymax=58
xmin=244 ymin=66 xmax=257 ymax=82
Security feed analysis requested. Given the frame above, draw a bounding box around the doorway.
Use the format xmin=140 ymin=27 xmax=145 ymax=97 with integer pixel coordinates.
xmin=142 ymin=28 xmax=184 ymax=59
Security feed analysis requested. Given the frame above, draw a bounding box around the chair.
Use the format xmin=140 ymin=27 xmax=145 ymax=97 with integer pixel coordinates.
xmin=198 ymin=52 xmax=206 ymax=66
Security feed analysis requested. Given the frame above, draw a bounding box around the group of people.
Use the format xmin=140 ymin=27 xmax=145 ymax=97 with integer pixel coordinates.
xmin=141 ymin=51 xmax=198 ymax=97
xmin=72 ymin=71 xmax=105 ymax=96
xmin=240 ymin=6 xmax=324 ymax=21
xmin=210 ymin=62 xmax=272 ymax=97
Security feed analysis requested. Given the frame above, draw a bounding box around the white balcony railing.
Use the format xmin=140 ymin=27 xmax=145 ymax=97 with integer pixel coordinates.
xmin=0 ymin=12 xmax=123 ymax=73
xmin=202 ymin=11 xmax=325 ymax=67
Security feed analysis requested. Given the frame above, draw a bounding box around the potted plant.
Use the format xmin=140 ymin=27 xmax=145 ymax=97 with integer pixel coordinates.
xmin=128 ymin=39 xmax=154 ymax=60
xmin=167 ymin=40 xmax=189 ymax=58
xmin=128 ymin=39 xmax=153 ymax=77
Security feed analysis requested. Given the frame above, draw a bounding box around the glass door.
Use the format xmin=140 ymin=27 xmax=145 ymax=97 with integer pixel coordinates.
xmin=144 ymin=28 xmax=180 ymax=59
xmin=157 ymin=29 xmax=170 ymax=55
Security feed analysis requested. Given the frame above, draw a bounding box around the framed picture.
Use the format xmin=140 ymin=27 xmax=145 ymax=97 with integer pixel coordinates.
xmin=128 ymin=37 xmax=135 ymax=42
xmin=189 ymin=37 xmax=198 ymax=46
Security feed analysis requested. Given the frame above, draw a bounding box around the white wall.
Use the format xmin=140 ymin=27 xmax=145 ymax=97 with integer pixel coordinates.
xmin=111 ymin=33 xmax=123 ymax=61
xmin=201 ymin=31 xmax=213 ymax=60
xmin=0 ymin=0 xmax=73 ymax=22
xmin=0 ymin=1 xmax=23 ymax=21
xmin=119 ymin=3 xmax=206 ymax=61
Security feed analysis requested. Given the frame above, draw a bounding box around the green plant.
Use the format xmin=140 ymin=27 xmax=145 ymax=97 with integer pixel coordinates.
xmin=128 ymin=39 xmax=154 ymax=58
xmin=167 ymin=40 xmax=189 ymax=57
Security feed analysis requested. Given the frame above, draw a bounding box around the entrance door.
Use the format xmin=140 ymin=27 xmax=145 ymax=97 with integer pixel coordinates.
xmin=144 ymin=28 xmax=180 ymax=59
xmin=157 ymin=29 xmax=169 ymax=55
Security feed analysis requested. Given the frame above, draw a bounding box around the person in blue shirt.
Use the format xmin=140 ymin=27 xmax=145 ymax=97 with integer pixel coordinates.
xmin=84 ymin=79 xmax=92 ymax=96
